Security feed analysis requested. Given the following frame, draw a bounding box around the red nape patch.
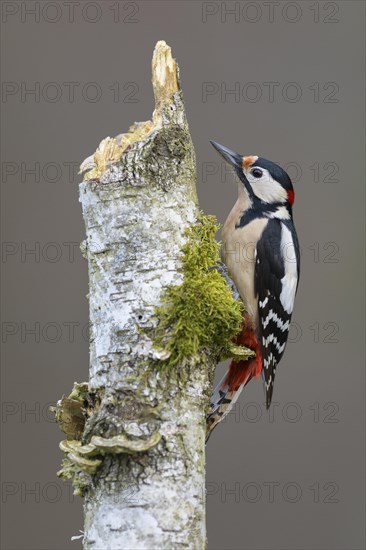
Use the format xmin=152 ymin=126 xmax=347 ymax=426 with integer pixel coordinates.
xmin=287 ymin=190 xmax=295 ymax=205
xmin=224 ymin=317 xmax=262 ymax=391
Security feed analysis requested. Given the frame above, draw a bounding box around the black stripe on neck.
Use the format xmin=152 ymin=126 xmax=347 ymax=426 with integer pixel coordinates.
xmin=236 ymin=203 xmax=290 ymax=228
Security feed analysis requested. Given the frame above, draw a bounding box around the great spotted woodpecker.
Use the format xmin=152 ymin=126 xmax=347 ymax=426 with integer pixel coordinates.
xmin=206 ymin=141 xmax=300 ymax=440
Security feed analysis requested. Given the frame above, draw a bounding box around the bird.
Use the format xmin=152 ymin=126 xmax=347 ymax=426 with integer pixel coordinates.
xmin=206 ymin=141 xmax=300 ymax=441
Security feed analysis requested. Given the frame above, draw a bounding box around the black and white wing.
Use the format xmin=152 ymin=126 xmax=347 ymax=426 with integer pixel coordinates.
xmin=255 ymin=218 xmax=300 ymax=408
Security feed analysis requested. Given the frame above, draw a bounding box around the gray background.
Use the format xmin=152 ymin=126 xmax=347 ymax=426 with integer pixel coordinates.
xmin=1 ymin=1 xmax=365 ymax=549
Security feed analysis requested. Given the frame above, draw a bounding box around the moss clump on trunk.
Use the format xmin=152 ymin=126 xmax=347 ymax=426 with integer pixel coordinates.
xmin=153 ymin=213 xmax=246 ymax=368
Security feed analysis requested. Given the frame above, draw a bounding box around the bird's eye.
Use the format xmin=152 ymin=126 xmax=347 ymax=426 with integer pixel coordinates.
xmin=251 ymin=168 xmax=263 ymax=178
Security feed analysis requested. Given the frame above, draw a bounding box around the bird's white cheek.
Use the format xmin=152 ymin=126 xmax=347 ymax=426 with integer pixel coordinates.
xmin=251 ymin=177 xmax=288 ymax=204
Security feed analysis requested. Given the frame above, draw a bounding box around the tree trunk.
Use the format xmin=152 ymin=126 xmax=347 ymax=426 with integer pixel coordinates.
xmin=77 ymin=41 xmax=211 ymax=550
xmin=55 ymin=41 xmax=246 ymax=550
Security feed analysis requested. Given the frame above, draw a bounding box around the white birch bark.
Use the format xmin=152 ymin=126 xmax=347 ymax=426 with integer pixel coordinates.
xmin=76 ymin=41 xmax=214 ymax=550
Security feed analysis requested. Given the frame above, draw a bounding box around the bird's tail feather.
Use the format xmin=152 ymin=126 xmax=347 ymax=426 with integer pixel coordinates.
xmin=206 ymin=369 xmax=252 ymax=442
xmin=206 ymin=317 xmax=262 ymax=442
xmin=206 ymin=315 xmax=262 ymax=442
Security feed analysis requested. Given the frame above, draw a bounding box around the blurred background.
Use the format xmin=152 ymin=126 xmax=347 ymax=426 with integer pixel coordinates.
xmin=1 ymin=1 xmax=365 ymax=549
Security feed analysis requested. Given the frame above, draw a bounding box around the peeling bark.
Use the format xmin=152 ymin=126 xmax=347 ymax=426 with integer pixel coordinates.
xmin=76 ymin=42 xmax=213 ymax=549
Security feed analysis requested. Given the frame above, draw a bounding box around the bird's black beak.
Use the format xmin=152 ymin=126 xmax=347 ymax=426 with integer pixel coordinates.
xmin=210 ymin=141 xmax=243 ymax=170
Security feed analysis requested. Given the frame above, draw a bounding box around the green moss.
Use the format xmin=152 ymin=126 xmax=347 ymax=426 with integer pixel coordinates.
xmin=153 ymin=213 xmax=247 ymax=368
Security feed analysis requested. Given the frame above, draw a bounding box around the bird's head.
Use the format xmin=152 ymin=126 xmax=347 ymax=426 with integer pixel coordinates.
xmin=210 ymin=140 xmax=295 ymax=207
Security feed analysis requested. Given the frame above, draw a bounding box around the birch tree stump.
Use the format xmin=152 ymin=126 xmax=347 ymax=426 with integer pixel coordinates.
xmin=79 ymin=41 xmax=208 ymax=549
xmin=56 ymin=41 xmax=246 ymax=550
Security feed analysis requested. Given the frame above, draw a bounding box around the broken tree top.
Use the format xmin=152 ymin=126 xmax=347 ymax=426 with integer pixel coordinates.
xmin=79 ymin=41 xmax=182 ymax=182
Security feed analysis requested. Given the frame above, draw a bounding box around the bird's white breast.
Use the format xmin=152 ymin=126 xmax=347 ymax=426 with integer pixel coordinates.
xmin=221 ymin=196 xmax=268 ymax=327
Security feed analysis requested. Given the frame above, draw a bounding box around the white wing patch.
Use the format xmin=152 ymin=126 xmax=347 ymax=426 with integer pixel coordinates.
xmin=280 ymin=224 xmax=298 ymax=314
